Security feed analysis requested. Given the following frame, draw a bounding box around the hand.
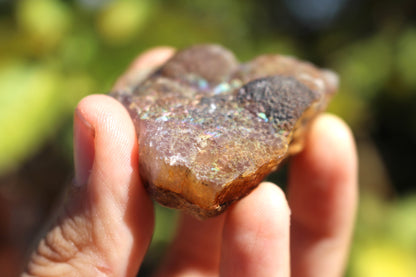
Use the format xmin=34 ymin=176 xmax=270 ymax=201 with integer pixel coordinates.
xmin=23 ymin=48 xmax=357 ymax=277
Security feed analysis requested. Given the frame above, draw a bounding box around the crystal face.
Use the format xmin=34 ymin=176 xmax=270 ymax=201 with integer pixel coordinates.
xmin=112 ymin=45 xmax=338 ymax=218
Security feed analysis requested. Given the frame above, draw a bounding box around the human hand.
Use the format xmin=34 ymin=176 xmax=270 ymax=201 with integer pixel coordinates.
xmin=23 ymin=48 xmax=357 ymax=277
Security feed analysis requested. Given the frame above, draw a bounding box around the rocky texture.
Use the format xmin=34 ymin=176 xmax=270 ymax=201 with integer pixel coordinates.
xmin=112 ymin=44 xmax=338 ymax=218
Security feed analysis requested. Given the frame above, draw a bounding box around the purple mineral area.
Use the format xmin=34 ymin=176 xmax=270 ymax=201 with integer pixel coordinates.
xmin=112 ymin=44 xmax=338 ymax=218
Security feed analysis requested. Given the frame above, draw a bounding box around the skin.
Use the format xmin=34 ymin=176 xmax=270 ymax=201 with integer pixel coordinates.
xmin=22 ymin=47 xmax=358 ymax=277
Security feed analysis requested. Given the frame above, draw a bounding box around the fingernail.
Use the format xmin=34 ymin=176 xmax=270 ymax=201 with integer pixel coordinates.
xmin=74 ymin=108 xmax=95 ymax=187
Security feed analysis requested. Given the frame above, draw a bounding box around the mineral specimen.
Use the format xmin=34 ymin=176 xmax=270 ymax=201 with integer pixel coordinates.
xmin=112 ymin=44 xmax=338 ymax=218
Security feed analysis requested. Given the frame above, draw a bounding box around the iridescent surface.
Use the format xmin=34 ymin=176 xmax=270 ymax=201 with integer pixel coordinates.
xmin=112 ymin=45 xmax=338 ymax=218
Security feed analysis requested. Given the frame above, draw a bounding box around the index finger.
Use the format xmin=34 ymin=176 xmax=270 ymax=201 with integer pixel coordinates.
xmin=112 ymin=46 xmax=175 ymax=90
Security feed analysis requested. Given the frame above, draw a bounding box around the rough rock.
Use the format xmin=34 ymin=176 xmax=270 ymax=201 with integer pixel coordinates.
xmin=112 ymin=44 xmax=338 ymax=218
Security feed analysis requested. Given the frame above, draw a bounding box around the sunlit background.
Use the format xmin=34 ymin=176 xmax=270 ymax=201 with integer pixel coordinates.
xmin=1 ymin=0 xmax=416 ymax=276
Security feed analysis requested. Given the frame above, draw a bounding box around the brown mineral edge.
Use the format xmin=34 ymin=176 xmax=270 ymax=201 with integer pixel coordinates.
xmin=111 ymin=44 xmax=338 ymax=219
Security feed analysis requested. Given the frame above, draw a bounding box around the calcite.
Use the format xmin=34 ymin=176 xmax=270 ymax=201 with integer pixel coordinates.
xmin=112 ymin=44 xmax=338 ymax=218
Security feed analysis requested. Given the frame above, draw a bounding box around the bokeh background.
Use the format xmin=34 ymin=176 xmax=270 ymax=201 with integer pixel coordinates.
xmin=1 ymin=0 xmax=416 ymax=276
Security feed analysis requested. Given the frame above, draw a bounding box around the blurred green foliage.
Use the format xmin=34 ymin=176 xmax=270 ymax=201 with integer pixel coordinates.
xmin=349 ymin=194 xmax=416 ymax=277
xmin=0 ymin=0 xmax=415 ymax=276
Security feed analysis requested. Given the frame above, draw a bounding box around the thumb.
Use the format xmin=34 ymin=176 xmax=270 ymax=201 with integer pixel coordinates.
xmin=23 ymin=95 xmax=154 ymax=277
